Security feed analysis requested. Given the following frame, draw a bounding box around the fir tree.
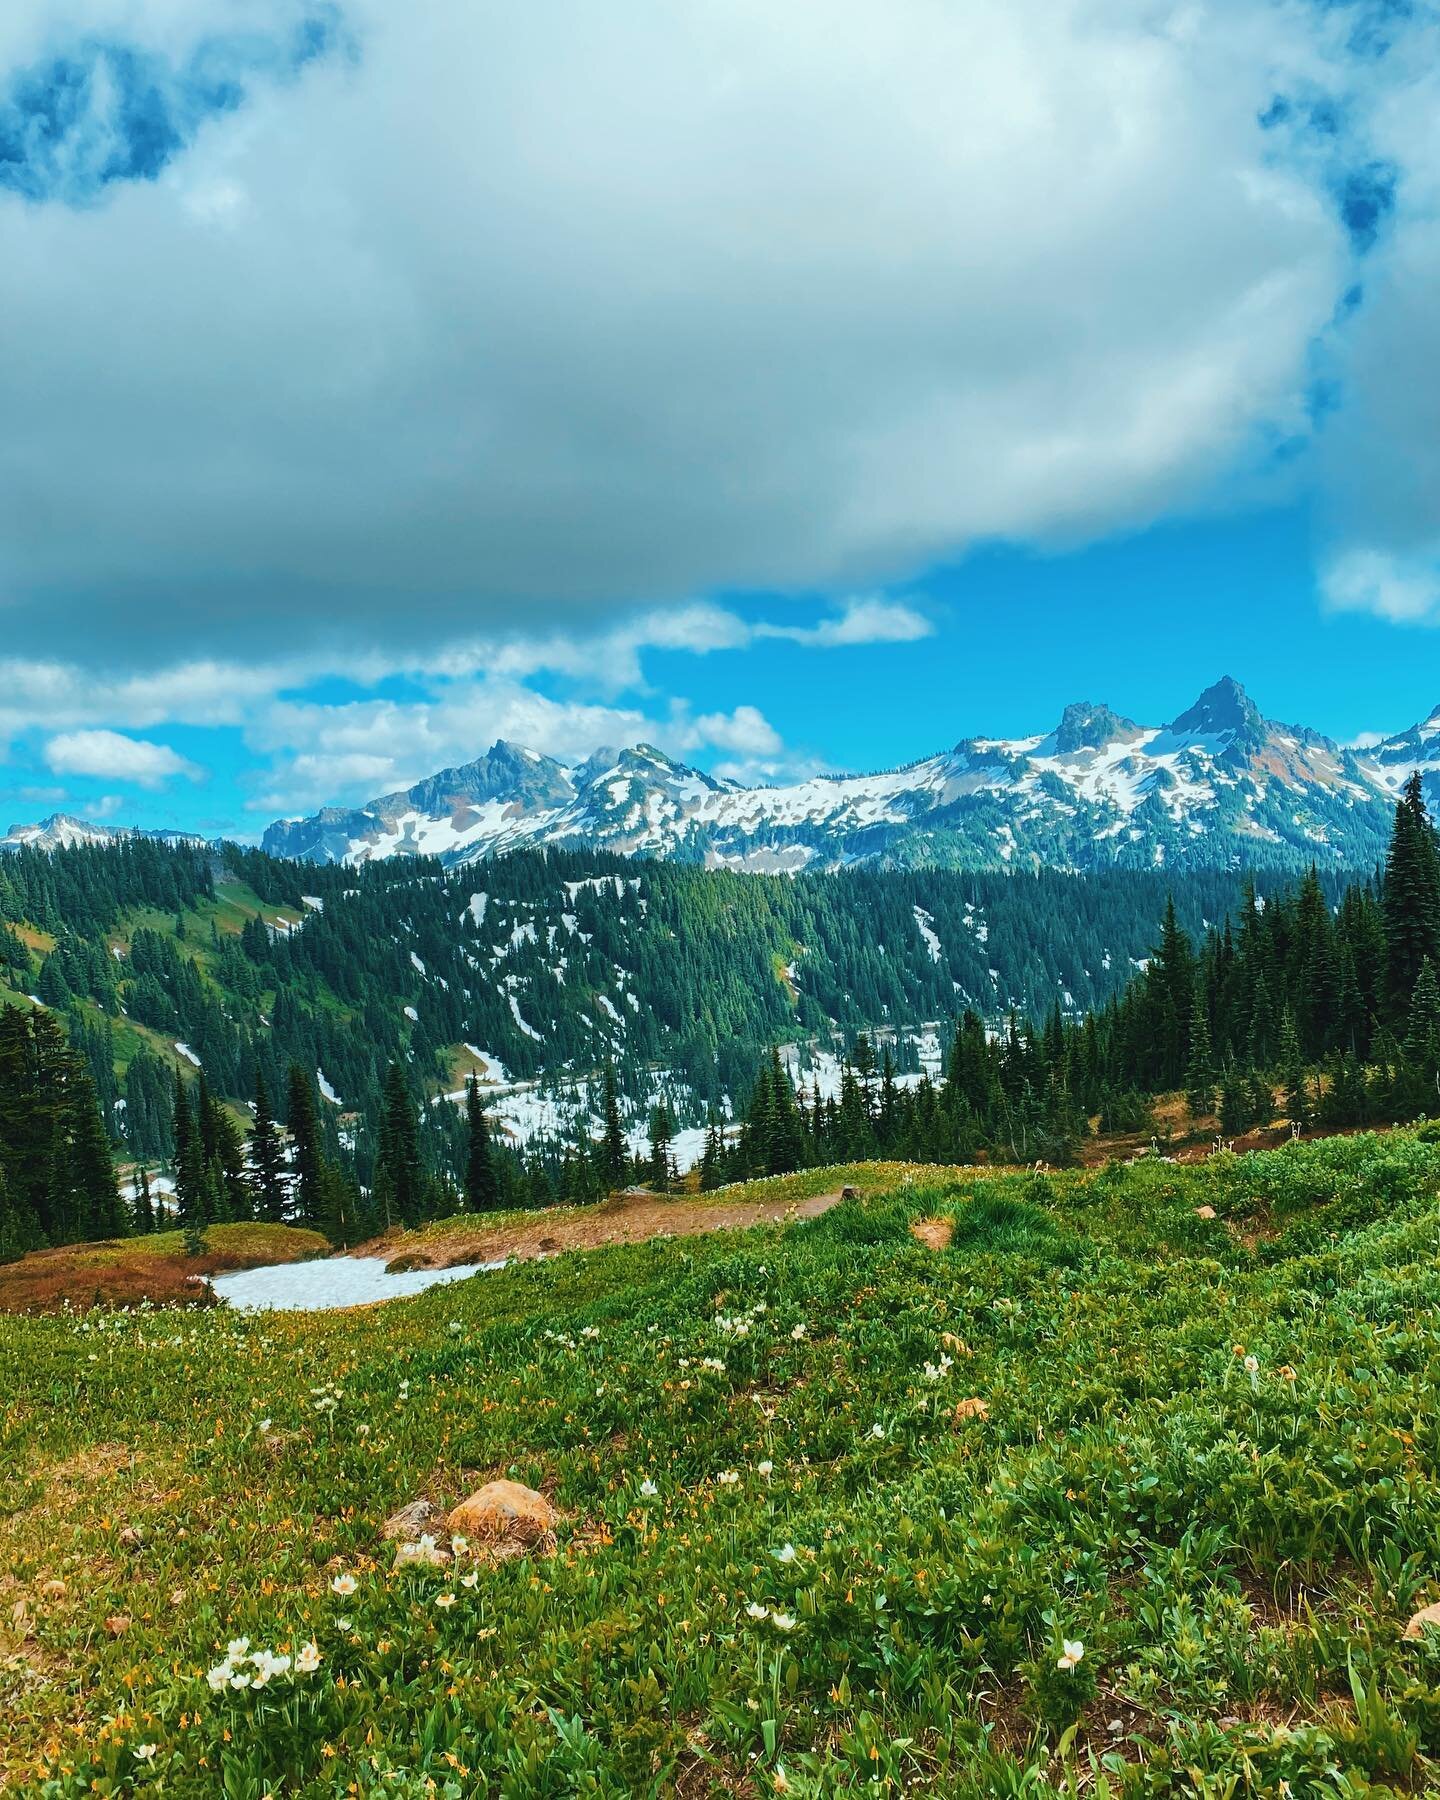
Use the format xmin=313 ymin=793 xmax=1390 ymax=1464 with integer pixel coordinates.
xmin=464 ymin=1076 xmax=501 ymax=1212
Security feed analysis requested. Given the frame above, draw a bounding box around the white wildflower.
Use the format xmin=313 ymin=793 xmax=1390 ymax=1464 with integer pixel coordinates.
xmin=1057 ymin=1638 xmax=1085 ymax=1672
xmin=331 ymin=1573 xmax=358 ymax=1597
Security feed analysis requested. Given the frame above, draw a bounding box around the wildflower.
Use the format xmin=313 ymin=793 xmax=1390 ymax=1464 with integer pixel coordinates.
xmin=774 ymin=1768 xmax=789 ymax=1793
xmin=869 ymin=1423 xmax=885 ymax=1439
xmin=460 ymin=1571 xmax=480 ymax=1590
xmin=922 ymin=1353 xmax=954 ymax=1382
xmin=205 ymin=1663 xmax=231 ymax=1693
xmin=133 ymin=1743 xmax=158 ymax=1762
xmin=295 ymin=1641 xmax=322 ymax=1674
xmin=227 ymin=1639 xmax=251 ymax=1661
xmin=774 ymin=1543 xmax=797 ymax=1564
xmin=1243 ymin=1354 xmax=1259 ymax=1375
xmin=448 ymin=1321 xmax=462 ymax=1335
xmin=701 ymin=1356 xmax=726 ymax=1372
xmin=770 ymin=1611 xmax=797 ymax=1632
xmin=717 ymin=1469 xmax=740 ymax=1486
xmin=581 ymin=1325 xmax=601 ymax=1340
xmin=331 ymin=1572 xmax=358 ymax=1597
xmin=450 ymin=1534 xmax=469 ymax=1556
xmin=746 ymin=1601 xmax=769 ymax=1620
xmin=435 ymin=1592 xmax=456 ymax=1610
xmin=257 ymin=1418 xmax=272 ymax=1433
xmin=1056 ymin=1638 xmax=1085 ymax=1672
xmin=791 ymin=1323 xmax=807 ymax=1341
xmin=228 ymin=1670 xmax=252 ymax=1690
xmin=639 ymin=1478 xmax=659 ymax=1498
xmin=757 ymin=1459 xmax=774 ymax=1478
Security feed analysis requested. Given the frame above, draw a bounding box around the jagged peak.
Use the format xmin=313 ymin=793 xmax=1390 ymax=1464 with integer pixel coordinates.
xmin=1166 ymin=676 xmax=1263 ymax=740
xmin=1053 ymin=701 xmax=1140 ymax=755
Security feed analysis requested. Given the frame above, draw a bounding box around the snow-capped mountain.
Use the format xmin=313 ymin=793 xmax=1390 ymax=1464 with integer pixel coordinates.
xmin=0 ymin=814 xmax=210 ymax=854
xmin=257 ymin=678 xmax=1430 ymax=874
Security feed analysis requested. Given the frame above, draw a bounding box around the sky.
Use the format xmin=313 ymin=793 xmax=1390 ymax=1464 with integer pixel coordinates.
xmin=1 ymin=0 xmax=1439 ymax=837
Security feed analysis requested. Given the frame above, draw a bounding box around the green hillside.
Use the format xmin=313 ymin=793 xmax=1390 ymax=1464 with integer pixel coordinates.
xmin=0 ymin=835 xmax=1328 ymax=1165
xmin=9 ymin=1131 xmax=1440 ymax=1794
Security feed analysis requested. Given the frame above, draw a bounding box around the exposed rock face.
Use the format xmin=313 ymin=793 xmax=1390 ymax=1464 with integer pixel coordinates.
xmin=447 ymin=1480 xmax=557 ymax=1558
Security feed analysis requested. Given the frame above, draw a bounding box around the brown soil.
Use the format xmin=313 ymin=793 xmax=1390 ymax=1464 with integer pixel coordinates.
xmin=0 ymin=1227 xmax=329 ymax=1314
xmin=910 ymin=1217 xmax=954 ymax=1251
xmin=364 ymin=1187 xmax=847 ymax=1274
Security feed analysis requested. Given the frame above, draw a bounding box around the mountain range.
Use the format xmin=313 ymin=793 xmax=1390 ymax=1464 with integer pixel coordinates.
xmin=255 ymin=678 xmax=1436 ymax=874
xmin=8 ymin=678 xmax=1437 ymax=873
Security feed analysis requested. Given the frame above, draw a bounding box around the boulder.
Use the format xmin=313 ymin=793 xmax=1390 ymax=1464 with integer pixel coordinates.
xmin=1404 ymin=1601 xmax=1440 ymax=1640
xmin=447 ymin=1480 xmax=556 ymax=1558
xmin=952 ymin=1397 xmax=990 ymax=1423
xmin=1194 ymin=1205 xmax=1218 ymax=1221
xmin=382 ymin=1498 xmax=440 ymax=1541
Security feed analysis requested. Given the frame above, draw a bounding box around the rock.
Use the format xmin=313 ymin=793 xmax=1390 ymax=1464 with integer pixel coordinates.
xmin=1194 ymin=1205 xmax=1217 ymax=1220
xmin=952 ymin=1397 xmax=990 ymax=1423
xmin=1404 ymin=1601 xmax=1440 ymax=1640
xmin=447 ymin=1480 xmax=557 ymax=1558
xmin=910 ymin=1218 xmax=954 ymax=1252
xmin=117 ymin=1526 xmax=143 ymax=1550
xmin=104 ymin=1614 xmax=131 ymax=1637
xmin=382 ymin=1498 xmax=440 ymax=1541
xmin=393 ymin=1536 xmax=451 ymax=1570
xmin=260 ymin=1428 xmax=304 ymax=1460
xmin=39 ymin=1579 xmax=66 ymax=1602
xmin=840 ymin=1186 xmax=859 ymax=1200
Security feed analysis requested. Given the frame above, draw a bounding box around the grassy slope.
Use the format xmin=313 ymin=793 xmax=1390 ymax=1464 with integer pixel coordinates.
xmin=8 ymin=1134 xmax=1440 ymax=1793
xmin=0 ymin=1223 xmax=330 ymax=1313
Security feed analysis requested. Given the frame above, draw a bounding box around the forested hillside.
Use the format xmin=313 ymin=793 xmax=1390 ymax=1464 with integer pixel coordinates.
xmin=0 ymin=837 xmax=1318 ymax=1149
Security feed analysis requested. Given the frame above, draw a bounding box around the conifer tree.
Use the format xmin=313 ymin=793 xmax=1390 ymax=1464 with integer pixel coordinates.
xmin=248 ymin=1069 xmax=288 ymax=1222
xmin=286 ymin=1065 xmax=323 ymax=1227
xmin=599 ymin=1064 xmax=628 ymax=1194
xmin=1384 ymin=774 xmax=1440 ymax=1011
xmin=464 ymin=1076 xmax=500 ymax=1212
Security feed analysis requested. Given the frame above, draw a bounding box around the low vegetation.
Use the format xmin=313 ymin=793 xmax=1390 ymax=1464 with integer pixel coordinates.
xmin=10 ymin=1131 xmax=1440 ymax=1793
xmin=0 ymin=1223 xmax=328 ymax=1313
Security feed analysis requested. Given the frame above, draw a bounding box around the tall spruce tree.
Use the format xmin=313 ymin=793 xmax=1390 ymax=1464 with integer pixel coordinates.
xmin=1384 ymin=773 xmax=1440 ymax=1011
xmin=464 ymin=1076 xmax=501 ymax=1212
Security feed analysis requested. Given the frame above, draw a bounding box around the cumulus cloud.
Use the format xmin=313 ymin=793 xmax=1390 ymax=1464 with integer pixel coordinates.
xmin=44 ymin=728 xmax=204 ymax=787
xmin=0 ymin=0 xmax=1372 ymax=664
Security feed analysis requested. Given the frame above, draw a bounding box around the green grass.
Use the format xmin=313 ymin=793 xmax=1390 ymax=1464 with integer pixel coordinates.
xmin=9 ymin=1133 xmax=1440 ymax=1794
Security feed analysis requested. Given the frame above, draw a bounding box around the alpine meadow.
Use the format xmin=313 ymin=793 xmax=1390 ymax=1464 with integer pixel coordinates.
xmin=8 ymin=1 xmax=1440 ymax=1795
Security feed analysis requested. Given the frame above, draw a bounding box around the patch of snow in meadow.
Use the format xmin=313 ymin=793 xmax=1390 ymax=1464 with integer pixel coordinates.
xmin=212 ymin=1255 xmax=507 ymax=1313
xmin=175 ymin=1042 xmax=202 ymax=1067
xmin=317 ymin=1069 xmax=343 ymax=1106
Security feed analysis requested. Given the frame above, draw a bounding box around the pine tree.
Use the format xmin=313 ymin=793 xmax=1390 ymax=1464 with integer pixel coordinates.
xmin=1185 ymin=975 xmax=1215 ymax=1120
xmin=599 ymin=1064 xmax=627 ymax=1194
xmin=1384 ymin=773 xmax=1440 ymax=1011
xmin=375 ymin=1063 xmax=424 ymax=1227
xmin=249 ymin=1069 xmax=288 ymax=1222
xmin=286 ymin=1065 xmax=323 ymax=1227
xmin=464 ymin=1076 xmax=501 ymax=1212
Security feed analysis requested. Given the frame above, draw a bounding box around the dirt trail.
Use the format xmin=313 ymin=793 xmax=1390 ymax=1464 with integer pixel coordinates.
xmin=364 ymin=1188 xmax=848 ymax=1274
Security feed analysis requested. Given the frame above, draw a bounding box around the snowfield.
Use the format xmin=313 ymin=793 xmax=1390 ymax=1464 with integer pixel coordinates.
xmin=210 ymin=1254 xmax=507 ymax=1312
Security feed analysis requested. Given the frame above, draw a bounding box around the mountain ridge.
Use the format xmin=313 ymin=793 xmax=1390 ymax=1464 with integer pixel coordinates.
xmin=9 ymin=679 xmax=1436 ymax=873
xmin=254 ymin=677 xmax=1429 ymax=874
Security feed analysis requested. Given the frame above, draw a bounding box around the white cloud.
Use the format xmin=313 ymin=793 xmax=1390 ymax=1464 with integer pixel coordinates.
xmin=683 ymin=706 xmax=783 ymax=758
xmin=44 ymin=729 xmax=204 ymax=788
xmin=0 ymin=0 xmax=1363 ymax=664
xmin=756 ymin=598 xmax=933 ymax=649
xmin=1322 ymin=548 xmax=1440 ymax=625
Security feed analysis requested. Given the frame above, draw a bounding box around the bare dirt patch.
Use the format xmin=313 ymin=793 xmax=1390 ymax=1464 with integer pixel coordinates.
xmin=910 ymin=1217 xmax=954 ymax=1251
xmin=367 ymin=1188 xmax=847 ymax=1274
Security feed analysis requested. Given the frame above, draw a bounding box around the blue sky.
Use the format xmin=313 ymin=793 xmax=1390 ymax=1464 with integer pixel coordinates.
xmin=1 ymin=0 xmax=1439 ymax=837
